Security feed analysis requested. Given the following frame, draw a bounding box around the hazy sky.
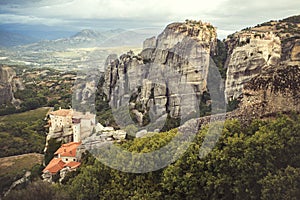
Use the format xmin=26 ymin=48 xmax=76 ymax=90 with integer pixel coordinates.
xmin=0 ymin=0 xmax=299 ymax=38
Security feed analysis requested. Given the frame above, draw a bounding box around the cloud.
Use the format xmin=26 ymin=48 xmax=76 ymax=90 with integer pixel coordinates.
xmin=0 ymin=0 xmax=299 ymax=38
xmin=0 ymin=14 xmax=70 ymax=26
xmin=2 ymin=0 xmax=224 ymax=21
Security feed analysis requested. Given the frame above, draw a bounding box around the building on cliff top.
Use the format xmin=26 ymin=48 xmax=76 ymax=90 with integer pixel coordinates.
xmin=43 ymin=108 xmax=127 ymax=182
xmin=43 ymin=108 xmax=96 ymax=182
xmin=46 ymin=108 xmax=96 ymax=145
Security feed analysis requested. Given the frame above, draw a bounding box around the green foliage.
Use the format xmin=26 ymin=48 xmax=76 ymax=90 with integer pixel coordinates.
xmin=3 ymin=181 xmax=69 ymax=200
xmin=67 ymin=165 xmax=101 ymax=200
xmin=0 ymin=153 xmax=43 ymax=197
xmin=161 ymin=114 xmax=180 ymax=132
xmin=226 ymin=99 xmax=240 ymax=112
xmin=281 ymin=15 xmax=300 ymax=23
xmin=12 ymin=113 xmax=300 ymax=199
xmin=0 ymin=104 xmax=17 ymax=116
xmin=44 ymin=138 xmax=62 ymax=165
xmin=29 ymin=164 xmax=44 ymax=181
xmin=260 ymin=166 xmax=300 ymax=200
xmin=0 ymin=65 xmax=74 ymax=116
xmin=0 ymin=108 xmax=49 ymax=157
xmin=199 ymin=91 xmax=212 ymax=117
xmin=212 ymin=39 xmax=227 ymax=79
xmin=124 ymin=124 xmax=138 ymax=138
xmin=60 ymin=114 xmax=300 ymax=199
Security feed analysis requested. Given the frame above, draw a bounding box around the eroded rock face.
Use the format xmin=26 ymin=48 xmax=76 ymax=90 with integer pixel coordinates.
xmin=0 ymin=83 xmax=12 ymax=105
xmin=225 ymin=32 xmax=281 ymax=100
xmin=0 ymin=65 xmax=23 ymax=106
xmin=143 ymin=36 xmax=156 ymax=49
xmin=225 ymin=19 xmax=300 ymax=101
xmin=238 ymin=65 xmax=300 ymax=117
xmin=290 ymin=40 xmax=300 ymax=61
xmin=103 ymin=20 xmax=217 ymax=127
xmin=103 ymin=17 xmax=300 ymax=127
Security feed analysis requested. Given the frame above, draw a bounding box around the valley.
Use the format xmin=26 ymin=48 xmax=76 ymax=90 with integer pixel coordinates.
xmin=0 ymin=46 xmax=142 ymax=71
xmin=0 ymin=28 xmax=149 ymax=71
xmin=0 ymin=15 xmax=299 ymax=200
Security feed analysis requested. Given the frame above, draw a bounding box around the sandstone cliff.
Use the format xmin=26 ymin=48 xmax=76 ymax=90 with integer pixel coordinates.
xmin=0 ymin=65 xmax=23 ymax=106
xmin=225 ymin=17 xmax=300 ymax=100
xmin=103 ymin=20 xmax=218 ymax=128
xmin=101 ymin=16 xmax=300 ymax=129
xmin=225 ymin=15 xmax=300 ymax=117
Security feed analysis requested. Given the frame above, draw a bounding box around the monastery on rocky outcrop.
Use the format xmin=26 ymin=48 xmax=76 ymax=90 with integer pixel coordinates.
xmin=42 ymin=108 xmax=96 ymax=181
xmin=47 ymin=108 xmax=96 ymax=144
xmin=42 ymin=108 xmax=127 ymax=182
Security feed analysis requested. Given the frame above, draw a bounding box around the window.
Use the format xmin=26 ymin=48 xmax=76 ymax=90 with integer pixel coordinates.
xmin=66 ymin=158 xmax=68 ymax=161
xmin=73 ymin=159 xmax=76 ymax=161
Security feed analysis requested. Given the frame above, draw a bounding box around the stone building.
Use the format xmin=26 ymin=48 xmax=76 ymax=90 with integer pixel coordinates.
xmin=46 ymin=108 xmax=96 ymax=146
xmin=42 ymin=108 xmax=96 ymax=182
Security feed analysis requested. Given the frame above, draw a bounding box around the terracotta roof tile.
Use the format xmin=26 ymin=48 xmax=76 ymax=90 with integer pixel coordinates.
xmin=55 ymin=142 xmax=81 ymax=157
xmin=43 ymin=158 xmax=65 ymax=174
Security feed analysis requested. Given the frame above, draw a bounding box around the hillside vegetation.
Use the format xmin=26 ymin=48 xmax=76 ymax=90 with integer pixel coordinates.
xmin=0 ymin=107 xmax=49 ymax=158
xmin=5 ymin=114 xmax=300 ymax=200
xmin=0 ymin=65 xmax=75 ymax=116
xmin=0 ymin=153 xmax=43 ymax=197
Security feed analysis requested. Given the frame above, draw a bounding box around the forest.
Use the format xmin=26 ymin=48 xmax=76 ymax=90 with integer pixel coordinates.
xmin=4 ymin=114 xmax=300 ymax=200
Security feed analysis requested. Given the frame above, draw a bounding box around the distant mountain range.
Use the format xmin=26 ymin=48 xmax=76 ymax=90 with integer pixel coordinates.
xmin=0 ymin=30 xmax=39 ymax=47
xmin=0 ymin=23 xmax=77 ymax=42
xmin=0 ymin=28 xmax=152 ymax=50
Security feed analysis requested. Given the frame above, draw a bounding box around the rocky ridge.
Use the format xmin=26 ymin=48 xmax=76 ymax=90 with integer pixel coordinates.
xmin=102 ymin=16 xmax=300 ymax=129
xmin=225 ymin=17 xmax=300 ymax=100
xmin=103 ymin=20 xmax=218 ymax=128
xmin=224 ymin=16 xmax=300 ymax=117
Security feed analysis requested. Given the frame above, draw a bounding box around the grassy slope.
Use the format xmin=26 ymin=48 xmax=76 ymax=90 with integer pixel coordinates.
xmin=0 ymin=108 xmax=49 ymax=196
xmin=0 ymin=107 xmax=50 ymax=123
xmin=0 ymin=153 xmax=44 ymax=197
xmin=0 ymin=107 xmax=50 ymax=157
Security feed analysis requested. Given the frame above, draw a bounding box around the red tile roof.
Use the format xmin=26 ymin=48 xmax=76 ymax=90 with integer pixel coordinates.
xmin=43 ymin=159 xmax=81 ymax=174
xmin=43 ymin=158 xmax=65 ymax=174
xmin=55 ymin=142 xmax=81 ymax=157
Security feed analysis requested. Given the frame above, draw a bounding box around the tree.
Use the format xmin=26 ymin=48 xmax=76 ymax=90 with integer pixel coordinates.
xmin=260 ymin=166 xmax=300 ymax=200
xmin=4 ymin=181 xmax=68 ymax=200
xmin=44 ymin=138 xmax=62 ymax=165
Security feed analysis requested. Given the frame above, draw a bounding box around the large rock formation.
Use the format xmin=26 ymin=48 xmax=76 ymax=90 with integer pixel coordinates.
xmin=0 ymin=65 xmax=23 ymax=106
xmin=225 ymin=32 xmax=281 ymax=99
xmin=240 ymin=65 xmax=300 ymax=118
xmin=103 ymin=20 xmax=218 ymax=128
xmin=101 ymin=16 xmax=300 ymax=129
xmin=225 ymin=17 xmax=300 ymax=101
xmin=225 ymin=15 xmax=300 ymax=117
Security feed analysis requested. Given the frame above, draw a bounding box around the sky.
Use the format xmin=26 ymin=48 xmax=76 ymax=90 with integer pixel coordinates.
xmin=0 ymin=0 xmax=299 ymax=39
